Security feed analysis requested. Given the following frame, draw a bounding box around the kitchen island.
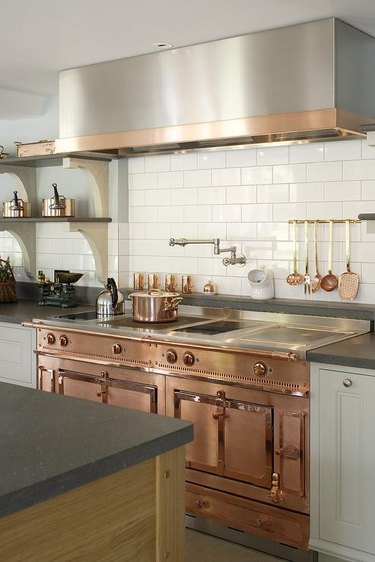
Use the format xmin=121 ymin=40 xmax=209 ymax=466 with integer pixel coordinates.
xmin=0 ymin=381 xmax=193 ymax=561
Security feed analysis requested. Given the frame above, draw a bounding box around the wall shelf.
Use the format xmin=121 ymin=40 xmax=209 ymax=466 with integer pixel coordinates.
xmin=0 ymin=153 xmax=114 ymax=282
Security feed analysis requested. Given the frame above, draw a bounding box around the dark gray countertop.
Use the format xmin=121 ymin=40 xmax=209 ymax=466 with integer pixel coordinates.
xmin=307 ymin=332 xmax=375 ymax=370
xmin=0 ymin=382 xmax=193 ymax=518
xmin=0 ymin=300 xmax=94 ymax=324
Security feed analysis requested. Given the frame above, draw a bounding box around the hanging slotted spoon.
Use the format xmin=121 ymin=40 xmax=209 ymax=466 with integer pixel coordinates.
xmin=286 ymin=220 xmax=304 ymax=285
xmin=338 ymin=219 xmax=359 ymax=300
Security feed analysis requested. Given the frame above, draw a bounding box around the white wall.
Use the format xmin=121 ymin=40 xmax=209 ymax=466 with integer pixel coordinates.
xmin=124 ymin=140 xmax=375 ymax=303
xmin=2 ymin=100 xmax=375 ymax=303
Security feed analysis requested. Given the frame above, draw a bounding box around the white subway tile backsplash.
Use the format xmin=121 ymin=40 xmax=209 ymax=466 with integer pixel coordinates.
xmin=144 ymin=189 xmax=171 ymax=206
xmin=226 ymin=147 xmax=256 ymax=167
xmin=273 ymin=164 xmax=306 ymax=184
xmin=242 ymin=203 xmax=272 ymax=222
xmin=212 ymin=168 xmax=241 ymax=186
xmin=323 ymin=181 xmax=361 ymax=201
xmin=130 ymin=206 xmax=158 ymax=223
xmin=343 ymin=200 xmax=375 ymax=219
xmin=157 ymin=171 xmax=184 ymax=189
xmin=145 ymin=222 xmax=170 ymax=239
xmin=343 ymin=159 xmax=375 ymax=180
xmin=306 ymin=201 xmax=343 ymax=220
xmin=212 ymin=205 xmax=241 ymax=222
xmin=184 ymin=169 xmax=211 ymax=187
xmin=324 ymin=140 xmax=361 ymax=161
xmin=198 ymin=187 xmax=226 ymax=205
xmin=144 ymin=154 xmax=170 ymax=172
xmin=361 ymin=180 xmax=375 ymax=200
xmin=130 ymin=172 xmax=158 ymax=190
xmin=257 ymin=222 xmax=289 ymax=240
xmin=128 ymin=157 xmax=145 ymax=174
xmin=227 ymin=222 xmax=257 ymax=240
xmin=227 ymin=185 xmax=256 ymax=204
xmin=197 ymin=223 xmax=227 ymax=239
xmin=198 ymin=151 xmax=226 ymax=169
xmin=171 ymin=188 xmax=198 ymax=206
xmin=242 ymin=166 xmax=272 ymax=185
xmin=184 ymin=205 xmax=212 ymax=222
xmin=273 ymin=203 xmax=307 ymax=221
xmin=129 ymin=223 xmax=146 ymax=239
xmin=257 ymin=184 xmax=288 ymax=203
xmin=256 ymin=146 xmax=289 ymax=165
xmin=361 ymin=139 xmax=375 ymax=160
xmin=170 ymin=152 xmax=198 ymax=171
xmin=307 ymin=161 xmax=342 ymax=182
xmin=290 ymin=182 xmax=323 ymax=202
xmin=158 ymin=206 xmax=184 ymax=223
xmin=129 ymin=190 xmax=145 ymax=206
xmin=290 ymin=143 xmax=324 ymax=163
xmin=7 ymin=137 xmax=375 ymax=300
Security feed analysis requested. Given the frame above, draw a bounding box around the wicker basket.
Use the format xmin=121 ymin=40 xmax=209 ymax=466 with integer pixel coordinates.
xmin=0 ymin=259 xmax=16 ymax=303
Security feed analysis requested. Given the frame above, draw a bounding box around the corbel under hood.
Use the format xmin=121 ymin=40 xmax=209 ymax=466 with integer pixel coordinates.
xmin=55 ymin=18 xmax=375 ymax=156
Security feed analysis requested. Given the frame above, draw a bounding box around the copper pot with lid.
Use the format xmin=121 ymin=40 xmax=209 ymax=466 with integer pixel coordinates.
xmin=128 ymin=289 xmax=183 ymax=323
xmin=42 ymin=183 xmax=75 ymax=217
xmin=3 ymin=191 xmax=31 ymax=218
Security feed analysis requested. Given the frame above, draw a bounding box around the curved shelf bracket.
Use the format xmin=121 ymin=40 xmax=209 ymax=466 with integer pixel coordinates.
xmin=0 ymin=222 xmax=36 ymax=278
xmin=69 ymin=222 xmax=108 ymax=283
xmin=0 ymin=165 xmax=36 ymax=206
xmin=63 ymin=158 xmax=109 ymax=217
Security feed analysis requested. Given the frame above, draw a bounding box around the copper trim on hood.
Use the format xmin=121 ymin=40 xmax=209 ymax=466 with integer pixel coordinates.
xmin=55 ymin=108 xmax=368 ymax=156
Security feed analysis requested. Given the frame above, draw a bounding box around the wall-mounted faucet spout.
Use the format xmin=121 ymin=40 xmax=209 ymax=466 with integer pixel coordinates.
xmin=169 ymin=238 xmax=246 ymax=266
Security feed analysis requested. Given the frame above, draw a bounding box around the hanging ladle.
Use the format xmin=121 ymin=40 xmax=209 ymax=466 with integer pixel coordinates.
xmin=321 ymin=220 xmax=338 ymax=292
xmin=311 ymin=221 xmax=322 ymax=293
xmin=286 ymin=220 xmax=304 ymax=285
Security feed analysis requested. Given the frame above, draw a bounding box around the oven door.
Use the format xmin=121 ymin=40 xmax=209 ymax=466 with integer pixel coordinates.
xmin=169 ymin=377 xmax=273 ymax=488
xmin=37 ymin=355 xmax=165 ymax=414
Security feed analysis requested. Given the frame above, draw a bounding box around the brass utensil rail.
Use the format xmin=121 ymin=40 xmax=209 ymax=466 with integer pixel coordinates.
xmin=288 ymin=219 xmax=361 ymax=224
xmin=287 ymin=219 xmax=361 ymax=298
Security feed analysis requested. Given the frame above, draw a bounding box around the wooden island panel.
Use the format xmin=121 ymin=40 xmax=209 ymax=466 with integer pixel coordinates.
xmin=0 ymin=447 xmax=185 ymax=562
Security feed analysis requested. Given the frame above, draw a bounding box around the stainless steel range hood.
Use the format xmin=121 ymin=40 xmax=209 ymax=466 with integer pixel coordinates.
xmin=55 ymin=18 xmax=375 ymax=156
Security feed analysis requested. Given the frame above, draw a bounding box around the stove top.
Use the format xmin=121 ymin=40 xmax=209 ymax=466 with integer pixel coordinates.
xmin=48 ymin=309 xmax=370 ymax=359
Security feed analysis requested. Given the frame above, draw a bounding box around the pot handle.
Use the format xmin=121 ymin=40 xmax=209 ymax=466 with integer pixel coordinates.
xmin=164 ymin=296 xmax=183 ymax=311
xmin=148 ymin=288 xmax=162 ymax=295
xmin=107 ymin=277 xmax=118 ymax=308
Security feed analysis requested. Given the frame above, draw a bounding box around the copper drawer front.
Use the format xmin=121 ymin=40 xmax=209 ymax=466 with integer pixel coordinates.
xmin=186 ymin=484 xmax=309 ymax=550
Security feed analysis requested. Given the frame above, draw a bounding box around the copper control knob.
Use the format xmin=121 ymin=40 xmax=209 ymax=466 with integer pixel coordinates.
xmin=183 ymin=352 xmax=195 ymax=366
xmin=166 ymin=349 xmax=178 ymax=364
xmin=59 ymin=335 xmax=69 ymax=347
xmin=112 ymin=344 xmax=122 ymax=355
xmin=46 ymin=333 xmax=55 ymax=345
xmin=253 ymin=361 xmax=268 ymax=377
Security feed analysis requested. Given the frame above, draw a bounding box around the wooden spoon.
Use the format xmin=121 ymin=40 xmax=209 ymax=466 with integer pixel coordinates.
xmin=311 ymin=221 xmax=322 ymax=293
xmin=286 ymin=220 xmax=304 ymax=285
xmin=321 ymin=220 xmax=338 ymax=292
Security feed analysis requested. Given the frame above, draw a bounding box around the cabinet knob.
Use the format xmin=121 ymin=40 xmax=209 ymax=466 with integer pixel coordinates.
xmin=112 ymin=344 xmax=122 ymax=354
xmin=343 ymin=378 xmax=352 ymax=388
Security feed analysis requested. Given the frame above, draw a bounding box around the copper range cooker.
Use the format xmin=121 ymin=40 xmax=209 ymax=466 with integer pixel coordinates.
xmin=29 ymin=310 xmax=369 ymax=561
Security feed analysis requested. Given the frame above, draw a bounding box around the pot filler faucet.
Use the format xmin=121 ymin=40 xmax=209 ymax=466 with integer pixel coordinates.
xmin=169 ymin=238 xmax=246 ymax=266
